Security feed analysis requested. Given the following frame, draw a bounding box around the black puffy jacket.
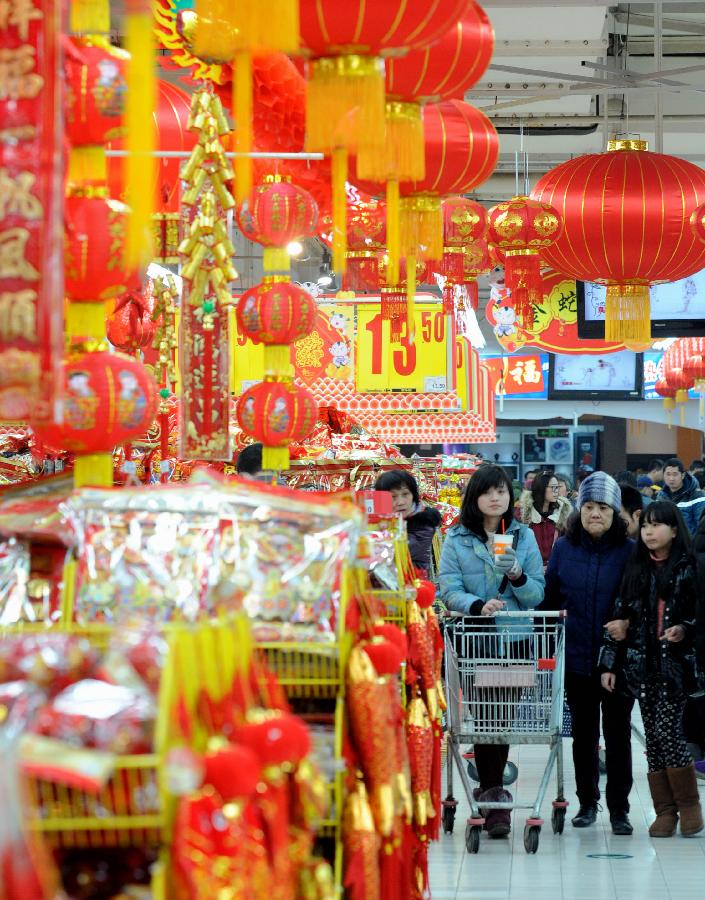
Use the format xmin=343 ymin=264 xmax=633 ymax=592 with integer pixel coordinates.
xmin=406 ymin=506 xmax=442 ymax=575
xmin=599 ymin=554 xmax=698 ymax=700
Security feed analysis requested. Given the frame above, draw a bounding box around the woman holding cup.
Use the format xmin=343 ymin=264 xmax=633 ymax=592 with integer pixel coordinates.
xmin=439 ymin=464 xmax=545 ymax=837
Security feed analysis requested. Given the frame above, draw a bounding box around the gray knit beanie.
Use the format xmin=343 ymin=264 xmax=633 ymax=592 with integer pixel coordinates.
xmin=577 ymin=471 xmax=622 ymax=513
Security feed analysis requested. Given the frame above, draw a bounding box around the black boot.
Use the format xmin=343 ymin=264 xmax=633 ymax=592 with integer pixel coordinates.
xmin=609 ymin=811 xmax=633 ymax=835
xmin=571 ymin=804 xmax=598 ymax=827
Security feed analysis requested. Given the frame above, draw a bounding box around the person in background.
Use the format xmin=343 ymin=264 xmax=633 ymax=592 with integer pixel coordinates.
xmin=575 ymin=468 xmax=593 ymax=493
xmin=523 ymin=469 xmax=538 ymax=489
xmin=600 ymin=501 xmax=703 ymax=837
xmin=637 ymin=475 xmax=655 ymax=499
xmin=619 ymin=484 xmax=644 ymax=539
xmin=439 ymin=464 xmax=544 ymax=838
xmin=688 ymin=514 xmax=705 ymax=780
xmin=647 ymin=458 xmax=665 ymax=487
xmin=236 ymin=442 xmax=263 ymax=477
xmin=515 ymin=471 xmax=573 ymax=568
xmin=660 ymin=458 xmax=705 ymax=533
xmin=544 ymin=472 xmax=635 ymax=835
xmin=374 ymin=470 xmax=441 ymax=576
xmin=555 ymin=473 xmax=576 ymax=506
xmin=614 ymin=469 xmax=652 ymax=508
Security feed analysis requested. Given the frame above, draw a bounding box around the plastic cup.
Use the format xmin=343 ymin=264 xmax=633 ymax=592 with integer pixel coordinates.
xmin=492 ymin=533 xmax=513 ymax=557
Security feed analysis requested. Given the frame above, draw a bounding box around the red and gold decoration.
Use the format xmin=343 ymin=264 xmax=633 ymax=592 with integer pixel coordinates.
xmin=532 ymin=138 xmax=705 ymax=342
xmin=439 ymin=197 xmax=489 ymax=314
xmin=692 ymin=201 xmax=705 ymax=245
xmin=487 ymin=196 xmax=562 ymax=329
xmin=0 ymin=0 xmax=64 ymax=422
xmin=236 ymin=280 xmax=316 ymax=372
xmin=343 ymin=197 xmax=387 ymax=293
xmin=106 ymin=285 xmax=157 ymax=352
xmin=237 ymin=379 xmax=318 ymax=470
xmin=179 ymin=88 xmax=236 ymax=461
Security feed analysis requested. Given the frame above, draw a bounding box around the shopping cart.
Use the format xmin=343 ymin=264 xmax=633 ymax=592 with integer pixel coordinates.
xmin=442 ymin=611 xmax=567 ymax=854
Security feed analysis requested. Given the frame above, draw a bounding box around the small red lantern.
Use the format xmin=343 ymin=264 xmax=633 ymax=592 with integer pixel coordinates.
xmin=106 ymin=287 xmax=157 ymax=352
xmin=237 ymin=380 xmax=318 ymax=470
xmin=487 ymin=196 xmax=562 ymax=328
xmin=344 ymin=198 xmax=387 ymax=292
xmin=65 ymin=38 xmax=128 ymax=147
xmin=32 ymin=351 xmax=157 ymax=454
xmin=236 ymin=280 xmax=316 ymax=345
xmin=237 ymin=177 xmax=319 ymax=249
xmin=461 ymin=240 xmax=493 ymax=311
xmin=65 ymin=192 xmax=140 ymax=301
xmin=441 ymin=197 xmax=488 ymax=281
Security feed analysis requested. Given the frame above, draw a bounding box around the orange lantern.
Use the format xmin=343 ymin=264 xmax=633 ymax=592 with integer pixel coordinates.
xmin=487 ymin=197 xmax=562 ymax=328
xmin=531 ymin=139 xmax=705 ymax=342
xmin=236 ymin=380 xmax=318 ymax=470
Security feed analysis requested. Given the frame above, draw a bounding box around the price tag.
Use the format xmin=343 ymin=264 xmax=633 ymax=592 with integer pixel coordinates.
xmin=424 ymin=376 xmax=447 ymax=393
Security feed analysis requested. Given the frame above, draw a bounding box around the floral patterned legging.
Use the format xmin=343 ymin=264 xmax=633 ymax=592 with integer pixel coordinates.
xmin=640 ymin=677 xmax=692 ymax=772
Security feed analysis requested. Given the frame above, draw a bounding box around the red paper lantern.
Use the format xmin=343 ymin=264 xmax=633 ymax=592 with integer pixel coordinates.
xmin=440 ymin=197 xmax=488 ymax=283
xmin=65 ymin=38 xmax=128 ymax=147
xmin=237 ymin=177 xmax=319 ymax=248
xmin=107 ymin=79 xmax=197 ymax=213
xmin=344 ymin=198 xmax=387 ymax=292
xmin=32 ymin=351 xmax=157 ymax=454
xmin=65 ymin=193 xmax=140 ymax=301
xmin=531 ymin=139 xmax=705 ymax=341
xmin=236 ymin=280 xmax=316 ymax=345
xmin=106 ymin=287 xmax=157 ymax=352
xmin=237 ymin=380 xmax=318 ymax=469
xmin=692 ymin=202 xmax=705 ymax=244
xmin=487 ymin=197 xmax=562 ymax=328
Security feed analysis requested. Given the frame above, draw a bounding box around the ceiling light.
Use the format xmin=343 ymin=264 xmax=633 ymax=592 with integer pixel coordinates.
xmin=317 ymin=274 xmax=333 ymax=286
xmin=287 ymin=241 xmax=303 ymax=257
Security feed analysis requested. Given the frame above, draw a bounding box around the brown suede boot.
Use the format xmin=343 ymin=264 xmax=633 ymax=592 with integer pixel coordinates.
xmin=667 ymin=764 xmax=705 ymax=836
xmin=647 ymin=770 xmax=678 ymax=837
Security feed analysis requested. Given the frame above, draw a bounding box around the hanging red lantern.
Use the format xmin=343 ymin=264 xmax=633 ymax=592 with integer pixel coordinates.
xmin=106 ymin=287 xmax=157 ymax=351
xmin=237 ymin=380 xmax=318 ymax=470
xmin=32 ymin=351 xmax=157 ymax=454
xmin=236 ymin=279 xmax=316 ymax=351
xmin=683 ymin=350 xmax=705 ymax=421
xmin=237 ymin=176 xmax=319 ymax=254
xmin=692 ymin=201 xmax=705 ymax=244
xmin=531 ymin=139 xmax=705 ymax=342
xmin=344 ymin=198 xmax=387 ymax=292
xmin=65 ymin=37 xmax=128 ymax=149
xmin=461 ymin=240 xmax=493 ymax=312
xmin=487 ymin=197 xmax=562 ymax=328
xmin=441 ymin=197 xmax=488 ymax=281
xmin=65 ymin=192 xmax=140 ymax=301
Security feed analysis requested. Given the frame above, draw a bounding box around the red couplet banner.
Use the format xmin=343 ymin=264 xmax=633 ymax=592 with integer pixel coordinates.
xmin=0 ymin=0 xmax=64 ymax=421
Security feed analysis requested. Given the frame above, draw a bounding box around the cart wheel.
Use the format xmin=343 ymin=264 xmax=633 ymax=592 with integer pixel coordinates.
xmin=523 ymin=824 xmax=540 ymax=854
xmin=503 ymin=761 xmax=519 ymax=786
xmin=442 ymin=806 xmax=456 ymax=835
xmin=465 ymin=823 xmax=482 ymax=854
xmin=551 ymin=807 xmax=566 ymax=835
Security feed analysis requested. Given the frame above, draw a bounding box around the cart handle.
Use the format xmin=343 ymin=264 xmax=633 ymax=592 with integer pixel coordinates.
xmin=442 ymin=610 xmax=566 ymax=619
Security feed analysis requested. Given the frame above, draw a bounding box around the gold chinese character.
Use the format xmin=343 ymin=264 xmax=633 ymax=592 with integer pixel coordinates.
xmin=0 ymin=169 xmax=42 ymax=219
xmin=0 ymin=288 xmax=36 ymax=341
xmin=0 ymin=227 xmax=38 ymax=280
xmin=0 ymin=0 xmax=43 ymax=41
xmin=0 ymin=44 xmax=43 ymax=101
xmin=510 ymin=358 xmax=541 ymax=385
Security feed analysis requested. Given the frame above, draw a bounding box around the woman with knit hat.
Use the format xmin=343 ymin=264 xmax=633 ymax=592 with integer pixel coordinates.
xmin=544 ymin=472 xmax=636 ymax=835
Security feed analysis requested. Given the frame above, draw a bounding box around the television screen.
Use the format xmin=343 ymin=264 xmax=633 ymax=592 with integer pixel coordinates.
xmin=548 ymin=351 xmax=644 ymax=401
xmin=577 ymin=269 xmax=705 ymax=338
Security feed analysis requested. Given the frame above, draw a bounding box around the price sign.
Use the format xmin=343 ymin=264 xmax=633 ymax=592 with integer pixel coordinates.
xmin=356 ymin=302 xmax=452 ymax=393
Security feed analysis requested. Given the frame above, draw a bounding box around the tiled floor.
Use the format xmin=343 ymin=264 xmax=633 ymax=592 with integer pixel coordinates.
xmin=428 ymin=723 xmax=705 ymax=899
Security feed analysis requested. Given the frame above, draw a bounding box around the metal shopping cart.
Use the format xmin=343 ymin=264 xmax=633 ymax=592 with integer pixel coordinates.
xmin=442 ymin=611 xmax=567 ymax=854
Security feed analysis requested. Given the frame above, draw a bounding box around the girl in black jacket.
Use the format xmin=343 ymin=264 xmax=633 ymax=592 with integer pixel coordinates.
xmin=600 ymin=501 xmax=703 ymax=838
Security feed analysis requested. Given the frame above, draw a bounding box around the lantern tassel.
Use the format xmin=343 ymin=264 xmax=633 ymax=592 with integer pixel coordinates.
xmin=406 ymin=254 xmax=417 ymax=344
xmin=400 ymin=196 xmax=443 ymax=263
xmin=604 ymin=283 xmax=651 ymax=344
xmin=233 ymin=49 xmax=253 ymax=205
xmin=357 ymin=101 xmax=425 ymax=182
xmin=70 ymin=0 xmax=110 ymax=33
xmin=263 ymin=345 xmax=291 ymax=377
xmin=386 ymin=179 xmax=400 ymax=286
xmin=331 ymin=147 xmax=348 ymax=275
xmin=504 ymin=251 xmax=542 ymax=330
xmin=466 ymin=279 xmax=479 ymax=311
xmin=125 ymin=0 xmax=156 ymax=269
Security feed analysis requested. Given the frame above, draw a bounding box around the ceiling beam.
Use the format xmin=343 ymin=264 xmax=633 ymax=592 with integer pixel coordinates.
xmin=493 ymin=39 xmax=608 ymax=56
xmin=612 ymin=8 xmax=705 ymax=34
xmin=485 ymin=114 xmax=705 ymax=130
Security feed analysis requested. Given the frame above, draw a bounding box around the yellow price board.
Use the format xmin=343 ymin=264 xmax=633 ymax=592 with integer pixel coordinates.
xmin=355 ymin=302 xmax=452 ymax=393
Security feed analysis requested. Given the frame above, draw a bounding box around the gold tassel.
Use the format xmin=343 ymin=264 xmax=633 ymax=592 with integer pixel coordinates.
xmin=70 ymin=0 xmax=110 ymax=34
xmin=263 ymin=345 xmax=291 ymax=377
xmin=66 ymin=301 xmax=108 ymax=342
xmin=233 ymin=49 xmax=253 ymax=205
xmin=406 ymin=253 xmax=417 ymax=344
xmin=68 ymin=147 xmax=107 ymax=187
xmin=125 ymin=0 xmax=156 ymax=268
xmin=356 ymin=101 xmax=425 ymax=182
xmin=262 ymin=446 xmax=290 ymax=471
xmin=194 ymin=0 xmax=298 ymax=55
xmin=386 ymin=179 xmax=400 ymax=286
xmin=604 ymin=283 xmax=651 ymax=343
xmin=262 ymin=248 xmax=291 ymax=275
xmin=305 ymin=56 xmax=386 ymax=153
xmin=400 ymin=195 xmax=443 ymax=262
xmin=331 ymin=147 xmax=348 ymax=276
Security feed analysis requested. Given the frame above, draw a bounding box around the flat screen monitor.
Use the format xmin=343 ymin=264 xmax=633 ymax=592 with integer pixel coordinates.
xmin=548 ymin=351 xmax=644 ymax=401
xmin=577 ymin=271 xmax=705 ymax=338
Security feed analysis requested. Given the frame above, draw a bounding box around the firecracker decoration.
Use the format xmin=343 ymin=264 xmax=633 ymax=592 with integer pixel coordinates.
xmin=152 ymin=212 xmax=181 ymax=264
xmin=406 ymin=695 xmax=435 ymax=831
xmin=487 ymin=196 xmax=562 ymax=330
xmin=179 ymin=89 xmax=237 ymax=461
xmin=346 ymin=645 xmax=396 ymax=838
xmin=407 ymin=598 xmax=438 ymax=722
xmin=343 ymin=778 xmax=381 ymax=900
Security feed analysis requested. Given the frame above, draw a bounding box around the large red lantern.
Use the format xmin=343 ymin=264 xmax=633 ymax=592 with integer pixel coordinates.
xmin=487 ymin=197 xmax=562 ymax=328
xmin=236 ymin=280 xmax=316 ymax=346
xmin=692 ymin=202 xmax=705 ymax=244
xmin=531 ymin=139 xmax=705 ymax=342
xmin=237 ymin=177 xmax=319 ymax=252
xmin=32 ymin=351 xmax=157 ymax=454
xmin=65 ymin=38 xmax=128 ymax=149
xmin=237 ymin=380 xmax=318 ymax=470
xmin=65 ymin=192 xmax=140 ymax=301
